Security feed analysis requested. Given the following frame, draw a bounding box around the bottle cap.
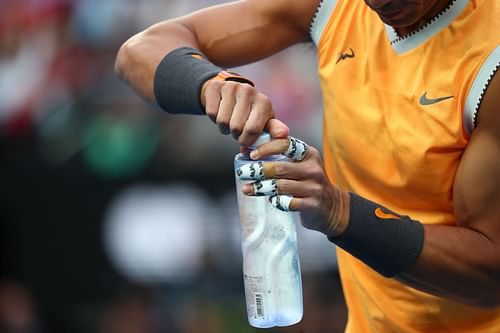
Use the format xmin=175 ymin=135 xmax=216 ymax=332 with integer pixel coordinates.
xmin=249 ymin=132 xmax=271 ymax=149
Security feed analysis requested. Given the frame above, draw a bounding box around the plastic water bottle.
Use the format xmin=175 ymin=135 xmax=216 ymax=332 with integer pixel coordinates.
xmin=234 ymin=132 xmax=303 ymax=328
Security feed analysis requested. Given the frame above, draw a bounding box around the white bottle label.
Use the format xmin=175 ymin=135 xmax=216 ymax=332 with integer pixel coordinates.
xmin=244 ymin=274 xmax=267 ymax=319
xmin=255 ymin=293 xmax=265 ymax=318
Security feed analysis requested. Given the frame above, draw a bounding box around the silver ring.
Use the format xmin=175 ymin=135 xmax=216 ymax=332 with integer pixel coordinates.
xmin=285 ymin=136 xmax=308 ymax=161
xmin=253 ymin=179 xmax=278 ymax=196
xmin=270 ymin=195 xmax=293 ymax=212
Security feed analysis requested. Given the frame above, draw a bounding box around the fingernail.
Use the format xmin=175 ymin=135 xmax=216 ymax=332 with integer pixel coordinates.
xmin=219 ymin=125 xmax=230 ymax=135
xmin=242 ymin=184 xmax=253 ymax=195
xmin=250 ymin=150 xmax=259 ymax=159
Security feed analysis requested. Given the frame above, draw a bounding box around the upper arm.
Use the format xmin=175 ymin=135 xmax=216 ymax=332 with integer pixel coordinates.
xmin=453 ymin=69 xmax=500 ymax=243
xmin=116 ymin=0 xmax=320 ymax=100
xmin=151 ymin=0 xmax=319 ymax=67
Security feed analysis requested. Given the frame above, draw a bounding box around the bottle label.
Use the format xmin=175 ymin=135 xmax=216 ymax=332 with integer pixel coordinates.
xmin=244 ymin=274 xmax=266 ymax=319
xmin=255 ymin=293 xmax=265 ymax=318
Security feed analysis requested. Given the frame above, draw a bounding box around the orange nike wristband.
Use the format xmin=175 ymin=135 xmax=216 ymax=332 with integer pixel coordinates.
xmin=211 ymin=70 xmax=255 ymax=86
xmin=329 ymin=193 xmax=424 ymax=278
xmin=154 ymin=47 xmax=253 ymax=115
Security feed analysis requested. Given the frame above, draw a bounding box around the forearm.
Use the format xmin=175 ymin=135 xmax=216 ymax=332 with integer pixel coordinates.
xmin=398 ymin=223 xmax=500 ymax=308
xmin=115 ymin=0 xmax=315 ymax=104
xmin=325 ymin=191 xmax=500 ymax=308
xmin=115 ymin=21 xmax=199 ymax=101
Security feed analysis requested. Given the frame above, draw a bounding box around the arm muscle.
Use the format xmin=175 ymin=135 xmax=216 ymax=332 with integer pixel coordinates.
xmin=398 ymin=70 xmax=500 ymax=308
xmin=115 ymin=0 xmax=319 ymax=101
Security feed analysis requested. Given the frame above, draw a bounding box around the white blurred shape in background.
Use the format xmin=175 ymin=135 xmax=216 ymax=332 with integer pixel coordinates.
xmin=103 ymin=182 xmax=338 ymax=286
xmin=103 ymin=183 xmax=213 ymax=284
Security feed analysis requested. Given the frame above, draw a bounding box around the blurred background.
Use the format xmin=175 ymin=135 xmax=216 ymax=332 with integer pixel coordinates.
xmin=0 ymin=0 xmax=347 ymax=332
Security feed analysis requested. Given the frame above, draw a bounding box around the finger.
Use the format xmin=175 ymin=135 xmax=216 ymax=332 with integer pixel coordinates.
xmin=270 ymin=195 xmax=316 ymax=212
xmin=236 ymin=161 xmax=265 ymax=181
xmin=237 ymin=161 xmax=278 ymax=181
xmin=229 ymin=88 xmax=253 ymax=140
xmin=245 ymin=179 xmax=278 ymax=196
xmin=242 ymin=179 xmax=312 ymax=197
xmin=249 ymin=138 xmax=289 ymax=160
xmin=238 ymin=93 xmax=273 ymax=146
xmin=265 ymin=119 xmax=289 ymax=140
xmin=250 ymin=136 xmax=309 ymax=161
xmin=284 ymin=136 xmax=309 ymax=161
xmin=216 ymin=83 xmax=238 ymax=135
xmin=269 ymin=195 xmax=294 ymax=212
xmin=236 ymin=160 xmax=308 ymax=181
xmin=204 ymin=80 xmax=223 ymax=123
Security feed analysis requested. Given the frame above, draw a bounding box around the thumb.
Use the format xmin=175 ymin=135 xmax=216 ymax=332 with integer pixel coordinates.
xmin=265 ymin=118 xmax=289 ymax=139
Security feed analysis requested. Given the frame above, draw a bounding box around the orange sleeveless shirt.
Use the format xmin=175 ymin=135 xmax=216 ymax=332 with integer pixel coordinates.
xmin=310 ymin=0 xmax=500 ymax=331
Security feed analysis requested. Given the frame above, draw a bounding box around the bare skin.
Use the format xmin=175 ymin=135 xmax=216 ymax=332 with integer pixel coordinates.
xmin=115 ymin=0 xmax=318 ymax=145
xmin=364 ymin=0 xmax=452 ymax=36
xmin=115 ymin=0 xmax=500 ymax=308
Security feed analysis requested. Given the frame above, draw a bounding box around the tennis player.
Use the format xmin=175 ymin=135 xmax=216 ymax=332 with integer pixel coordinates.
xmin=115 ymin=0 xmax=500 ymax=331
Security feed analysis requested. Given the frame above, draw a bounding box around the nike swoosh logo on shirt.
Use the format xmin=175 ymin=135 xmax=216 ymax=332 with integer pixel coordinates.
xmin=419 ymin=91 xmax=454 ymax=105
xmin=374 ymin=208 xmax=401 ymax=220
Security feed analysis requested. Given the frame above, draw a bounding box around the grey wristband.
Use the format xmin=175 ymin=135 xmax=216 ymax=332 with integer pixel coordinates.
xmin=153 ymin=47 xmax=223 ymax=115
xmin=329 ymin=193 xmax=425 ymax=277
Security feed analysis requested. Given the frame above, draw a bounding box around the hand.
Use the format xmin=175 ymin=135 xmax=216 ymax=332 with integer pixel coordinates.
xmin=200 ymin=79 xmax=289 ymax=146
xmin=236 ymin=136 xmax=351 ymax=237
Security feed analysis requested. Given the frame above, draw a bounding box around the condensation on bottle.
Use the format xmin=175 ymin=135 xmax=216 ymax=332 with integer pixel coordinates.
xmin=234 ymin=132 xmax=303 ymax=328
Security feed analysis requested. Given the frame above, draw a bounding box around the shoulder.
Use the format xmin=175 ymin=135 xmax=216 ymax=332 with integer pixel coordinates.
xmin=464 ymin=46 xmax=500 ymax=134
xmin=474 ymin=62 xmax=500 ymax=139
xmin=251 ymin=0 xmax=322 ymax=36
xmin=309 ymin=0 xmax=365 ymax=46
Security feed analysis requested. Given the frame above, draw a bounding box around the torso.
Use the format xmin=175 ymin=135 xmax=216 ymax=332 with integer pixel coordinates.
xmin=310 ymin=0 xmax=500 ymax=331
